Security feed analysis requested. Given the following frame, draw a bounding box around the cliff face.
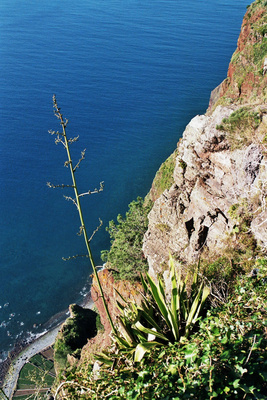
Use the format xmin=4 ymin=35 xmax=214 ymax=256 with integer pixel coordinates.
xmin=91 ymin=269 xmax=143 ymax=336
xmin=143 ymin=0 xmax=267 ymax=279
xmin=55 ymin=1 xmax=266 ymax=384
xmin=92 ymin=0 xmax=267 ymax=337
xmin=143 ymin=105 xmax=267 ymax=277
xmin=209 ymin=0 xmax=267 ymax=110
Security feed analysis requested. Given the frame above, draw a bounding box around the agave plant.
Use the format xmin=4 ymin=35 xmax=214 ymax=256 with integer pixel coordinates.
xmin=97 ymin=255 xmax=210 ymax=363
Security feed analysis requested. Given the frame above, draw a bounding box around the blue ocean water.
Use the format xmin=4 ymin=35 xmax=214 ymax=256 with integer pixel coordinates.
xmin=0 ymin=0 xmax=246 ymax=356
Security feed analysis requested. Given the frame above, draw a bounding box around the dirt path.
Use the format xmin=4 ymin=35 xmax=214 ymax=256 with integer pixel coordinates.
xmin=13 ymin=387 xmax=50 ymax=397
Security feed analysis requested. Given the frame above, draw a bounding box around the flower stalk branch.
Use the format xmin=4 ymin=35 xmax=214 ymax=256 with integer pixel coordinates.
xmin=48 ymin=95 xmax=117 ymax=336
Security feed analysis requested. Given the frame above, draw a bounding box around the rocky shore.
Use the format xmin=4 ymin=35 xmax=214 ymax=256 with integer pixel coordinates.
xmin=1 ymin=325 xmax=61 ymax=399
xmin=0 ymin=295 xmax=94 ymax=398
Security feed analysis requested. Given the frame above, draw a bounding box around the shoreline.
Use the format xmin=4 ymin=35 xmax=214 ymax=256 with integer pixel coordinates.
xmin=1 ymin=294 xmax=94 ymax=398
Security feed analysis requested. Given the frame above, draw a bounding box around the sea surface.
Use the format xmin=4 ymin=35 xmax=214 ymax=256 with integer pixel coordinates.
xmin=0 ymin=0 xmax=247 ymax=357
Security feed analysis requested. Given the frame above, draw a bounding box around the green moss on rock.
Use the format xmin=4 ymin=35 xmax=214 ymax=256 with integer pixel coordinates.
xmin=147 ymin=150 xmax=177 ymax=202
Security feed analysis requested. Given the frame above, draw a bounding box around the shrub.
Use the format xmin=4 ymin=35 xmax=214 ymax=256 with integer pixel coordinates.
xmin=54 ymin=305 xmax=97 ymax=371
xmin=100 ymin=256 xmax=210 ymax=364
xmin=178 ymin=158 xmax=187 ymax=170
xmin=156 ymin=223 xmax=171 ymax=233
xmin=101 ymin=197 xmax=152 ymax=281
xmin=253 ymin=38 xmax=267 ymax=67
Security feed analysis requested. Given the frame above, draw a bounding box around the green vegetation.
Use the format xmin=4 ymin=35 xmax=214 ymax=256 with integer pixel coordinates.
xmin=216 ymin=107 xmax=262 ymax=149
xmin=147 ymin=151 xmax=176 ymax=201
xmin=157 ymin=152 xmax=176 ymax=191
xmin=252 ymin=12 xmax=267 ymax=38
xmin=96 ymin=256 xmax=209 ymax=364
xmin=200 ymin=252 xmax=253 ymax=308
xmin=253 ymin=38 xmax=267 ymax=67
xmin=18 ymin=363 xmax=54 ymax=389
xmin=216 ymin=107 xmax=261 ymax=134
xmin=12 ymin=396 xmax=30 ymax=400
xmin=14 ymin=353 xmax=55 ymax=399
xmin=101 ymin=197 xmax=152 ymax=281
xmin=54 ymin=305 xmax=97 ymax=371
xmin=200 ymin=202 xmax=261 ymax=308
xmin=210 ymin=0 xmax=267 ymax=111
xmin=156 ymin=223 xmax=171 ymax=233
xmin=248 ymin=0 xmax=267 ymax=14
xmin=54 ymin=257 xmax=209 ymax=397
xmin=178 ymin=158 xmax=187 ymax=171
xmin=95 ymin=311 xmax=104 ymax=333
xmin=228 ymin=200 xmax=254 ymax=235
xmin=227 ymin=200 xmax=259 ymax=256
xmin=53 ymin=261 xmax=267 ymax=399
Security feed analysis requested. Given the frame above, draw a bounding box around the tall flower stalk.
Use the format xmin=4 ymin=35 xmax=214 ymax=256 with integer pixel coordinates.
xmin=48 ymin=95 xmax=117 ymax=336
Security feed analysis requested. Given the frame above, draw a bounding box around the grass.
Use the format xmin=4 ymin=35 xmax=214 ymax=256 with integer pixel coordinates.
xmin=253 ymin=38 xmax=267 ymax=68
xmin=14 ymin=353 xmax=55 ymax=398
xmin=216 ymin=106 xmax=262 ymax=149
xmin=30 ymin=354 xmax=54 ymax=371
xmin=147 ymin=150 xmax=177 ymax=201
xmin=156 ymin=223 xmax=171 ymax=233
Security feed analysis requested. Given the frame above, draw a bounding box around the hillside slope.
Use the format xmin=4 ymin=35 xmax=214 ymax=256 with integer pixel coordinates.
xmin=52 ymin=1 xmax=267 ymax=398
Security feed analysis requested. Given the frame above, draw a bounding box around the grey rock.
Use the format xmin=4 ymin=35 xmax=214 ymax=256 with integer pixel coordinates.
xmin=143 ymin=106 xmax=267 ymax=277
xmin=243 ymin=144 xmax=263 ymax=185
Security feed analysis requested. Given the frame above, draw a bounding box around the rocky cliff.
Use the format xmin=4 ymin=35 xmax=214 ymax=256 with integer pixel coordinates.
xmin=89 ymin=0 xmax=267 ymax=336
xmin=143 ymin=0 xmax=267 ymax=279
xmin=91 ymin=269 xmax=143 ymax=335
xmin=58 ymin=0 xmax=267 ymax=374
xmin=209 ymin=0 xmax=267 ymax=110
xmin=143 ymin=106 xmax=267 ymax=277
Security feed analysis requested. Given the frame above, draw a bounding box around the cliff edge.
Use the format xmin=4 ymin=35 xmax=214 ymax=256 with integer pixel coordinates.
xmin=143 ymin=0 xmax=267 ymax=279
xmin=209 ymin=0 xmax=267 ymax=110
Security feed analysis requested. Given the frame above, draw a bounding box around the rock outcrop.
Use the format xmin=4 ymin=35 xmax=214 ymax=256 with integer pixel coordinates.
xmin=143 ymin=0 xmax=267 ymax=278
xmin=209 ymin=1 xmax=267 ymax=111
xmin=91 ymin=269 xmax=143 ymax=336
xmin=143 ymin=104 xmax=267 ymax=278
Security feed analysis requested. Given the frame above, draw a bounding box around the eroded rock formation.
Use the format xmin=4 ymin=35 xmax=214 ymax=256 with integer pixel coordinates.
xmin=142 ymin=1 xmax=267 ymax=279
xmin=143 ymin=105 xmax=267 ymax=278
xmin=91 ymin=269 xmax=143 ymax=336
xmin=209 ymin=2 xmax=267 ymax=110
